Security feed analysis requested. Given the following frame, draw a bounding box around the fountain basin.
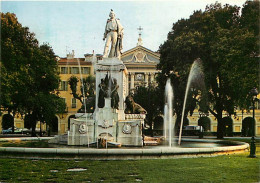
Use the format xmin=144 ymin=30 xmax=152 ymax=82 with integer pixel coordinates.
xmin=0 ymin=137 xmax=249 ymax=160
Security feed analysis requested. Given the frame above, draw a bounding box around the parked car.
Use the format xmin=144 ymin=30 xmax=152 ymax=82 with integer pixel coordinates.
xmin=2 ymin=127 xmax=46 ymax=135
xmin=15 ymin=128 xmax=31 ymax=135
xmin=182 ymin=125 xmax=204 ymax=136
xmin=2 ymin=127 xmax=12 ymax=134
xmin=2 ymin=127 xmax=31 ymax=135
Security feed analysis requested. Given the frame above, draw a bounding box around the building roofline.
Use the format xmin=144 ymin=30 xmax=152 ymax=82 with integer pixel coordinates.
xmin=122 ymin=45 xmax=160 ymax=58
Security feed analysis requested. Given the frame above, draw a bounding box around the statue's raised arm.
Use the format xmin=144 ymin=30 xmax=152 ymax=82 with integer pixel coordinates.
xmin=103 ymin=9 xmax=124 ymax=58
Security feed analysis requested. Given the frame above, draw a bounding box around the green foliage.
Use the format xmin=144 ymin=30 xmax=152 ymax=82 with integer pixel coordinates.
xmin=198 ymin=116 xmax=211 ymax=131
xmin=133 ymin=84 xmax=162 ymax=132
xmin=68 ymin=75 xmax=96 ymax=112
xmin=157 ymin=1 xmax=259 ymax=138
xmin=82 ymin=75 xmax=95 ymax=97
xmin=68 ymin=76 xmax=80 ymax=102
xmin=1 ymin=13 xmax=66 ymax=135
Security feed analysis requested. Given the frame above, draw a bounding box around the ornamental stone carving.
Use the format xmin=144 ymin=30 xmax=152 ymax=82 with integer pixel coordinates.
xmin=122 ymin=124 xmax=132 ymax=134
xmin=79 ymin=123 xmax=88 ymax=134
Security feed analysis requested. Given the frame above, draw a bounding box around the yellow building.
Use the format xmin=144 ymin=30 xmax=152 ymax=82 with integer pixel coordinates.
xmin=55 ymin=51 xmax=99 ymax=134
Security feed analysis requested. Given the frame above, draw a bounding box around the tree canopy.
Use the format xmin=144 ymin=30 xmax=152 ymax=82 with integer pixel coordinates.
xmin=68 ymin=75 xmax=96 ymax=113
xmin=157 ymin=1 xmax=259 ymax=138
xmin=133 ymin=84 xmax=163 ymax=134
xmin=1 ymin=12 xmax=66 ymax=135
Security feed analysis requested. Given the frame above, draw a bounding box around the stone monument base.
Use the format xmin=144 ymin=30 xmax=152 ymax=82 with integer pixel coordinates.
xmin=64 ymin=113 xmax=144 ymax=147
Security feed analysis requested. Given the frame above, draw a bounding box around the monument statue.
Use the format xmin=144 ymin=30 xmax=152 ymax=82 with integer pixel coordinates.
xmin=98 ymin=74 xmax=119 ymax=109
xmin=103 ymin=9 xmax=124 ymax=58
xmin=125 ymin=95 xmax=147 ymax=114
xmin=111 ymin=78 xmax=119 ymax=109
xmin=98 ymin=78 xmax=107 ymax=108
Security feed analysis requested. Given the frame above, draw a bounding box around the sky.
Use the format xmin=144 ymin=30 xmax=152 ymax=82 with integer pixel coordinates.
xmin=1 ymin=0 xmax=246 ymax=58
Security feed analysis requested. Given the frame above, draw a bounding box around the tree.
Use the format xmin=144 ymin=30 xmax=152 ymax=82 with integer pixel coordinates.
xmin=133 ymin=84 xmax=162 ymax=135
xmin=1 ymin=13 xmax=66 ymax=136
xmin=68 ymin=75 xmax=96 ymax=113
xmin=157 ymin=1 xmax=259 ymax=138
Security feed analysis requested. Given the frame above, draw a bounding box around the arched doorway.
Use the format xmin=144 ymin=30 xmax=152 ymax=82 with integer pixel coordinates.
xmin=2 ymin=114 xmax=14 ymax=130
xmin=49 ymin=116 xmax=58 ymax=135
xmin=198 ymin=117 xmax=211 ymax=131
xmin=24 ymin=114 xmax=33 ymax=129
xmin=223 ymin=117 xmax=233 ymax=136
xmin=242 ymin=117 xmax=254 ymax=137
xmin=68 ymin=115 xmax=75 ymax=130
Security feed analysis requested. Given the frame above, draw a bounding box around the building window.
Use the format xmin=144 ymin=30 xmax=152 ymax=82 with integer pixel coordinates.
xmin=71 ymin=67 xmax=79 ymax=74
xmin=235 ymin=126 xmax=241 ymax=132
xmin=61 ymin=67 xmax=68 ymax=74
xmin=72 ymin=98 xmax=77 ymax=108
xmin=60 ymin=81 xmax=68 ymax=91
xmin=81 ymin=67 xmax=90 ymax=74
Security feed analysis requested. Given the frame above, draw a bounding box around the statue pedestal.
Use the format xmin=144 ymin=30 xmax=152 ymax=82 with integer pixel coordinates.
xmin=95 ymin=57 xmax=127 ymax=121
xmin=95 ymin=98 xmax=117 ymax=142
xmin=116 ymin=114 xmax=146 ymax=146
xmin=67 ymin=115 xmax=95 ymax=146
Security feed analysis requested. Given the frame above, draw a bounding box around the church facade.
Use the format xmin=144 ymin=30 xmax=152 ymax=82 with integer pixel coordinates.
xmin=122 ymin=45 xmax=160 ymax=92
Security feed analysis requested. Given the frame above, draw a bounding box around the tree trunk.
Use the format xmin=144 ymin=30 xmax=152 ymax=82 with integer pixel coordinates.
xmin=31 ymin=121 xmax=37 ymax=137
xmin=217 ymin=116 xmax=224 ymax=139
xmin=48 ymin=124 xmax=51 ymax=136
xmin=10 ymin=111 xmax=15 ymax=134
xmin=39 ymin=121 xmax=42 ymax=137
xmin=175 ymin=115 xmax=181 ymax=135
xmin=31 ymin=112 xmax=37 ymax=137
xmin=208 ymin=106 xmax=224 ymax=139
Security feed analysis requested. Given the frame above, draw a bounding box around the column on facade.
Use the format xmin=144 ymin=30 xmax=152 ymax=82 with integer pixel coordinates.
xmin=130 ymin=72 xmax=135 ymax=89
xmin=126 ymin=73 xmax=129 ymax=95
xmin=144 ymin=72 xmax=149 ymax=87
xmin=150 ymin=72 xmax=155 ymax=83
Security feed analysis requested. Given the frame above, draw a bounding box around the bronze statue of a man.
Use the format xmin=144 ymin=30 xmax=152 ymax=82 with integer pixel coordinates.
xmin=103 ymin=9 xmax=124 ymax=58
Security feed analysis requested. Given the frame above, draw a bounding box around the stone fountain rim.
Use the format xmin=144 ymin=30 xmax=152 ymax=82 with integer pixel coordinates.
xmin=0 ymin=137 xmax=249 ymax=160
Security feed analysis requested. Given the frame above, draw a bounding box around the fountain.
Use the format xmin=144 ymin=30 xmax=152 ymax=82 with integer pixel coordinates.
xmin=76 ymin=58 xmax=90 ymax=147
xmin=0 ymin=10 xmax=249 ymax=160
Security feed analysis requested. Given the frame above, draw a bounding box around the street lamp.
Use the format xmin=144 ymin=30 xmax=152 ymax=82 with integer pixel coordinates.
xmin=249 ymin=87 xmax=258 ymax=158
xmin=250 ymin=87 xmax=258 ymax=136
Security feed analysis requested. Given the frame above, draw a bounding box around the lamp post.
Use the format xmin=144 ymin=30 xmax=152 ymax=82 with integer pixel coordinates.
xmin=250 ymin=88 xmax=258 ymax=136
xmin=249 ymin=87 xmax=258 ymax=158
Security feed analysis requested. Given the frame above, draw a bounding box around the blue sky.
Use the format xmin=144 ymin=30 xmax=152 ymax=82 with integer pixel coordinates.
xmin=2 ymin=0 xmax=246 ymax=57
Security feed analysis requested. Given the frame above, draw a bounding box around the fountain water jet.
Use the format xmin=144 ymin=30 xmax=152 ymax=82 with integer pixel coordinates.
xmin=76 ymin=58 xmax=90 ymax=148
xmin=164 ymin=79 xmax=175 ymax=147
xmin=178 ymin=58 xmax=204 ymax=145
